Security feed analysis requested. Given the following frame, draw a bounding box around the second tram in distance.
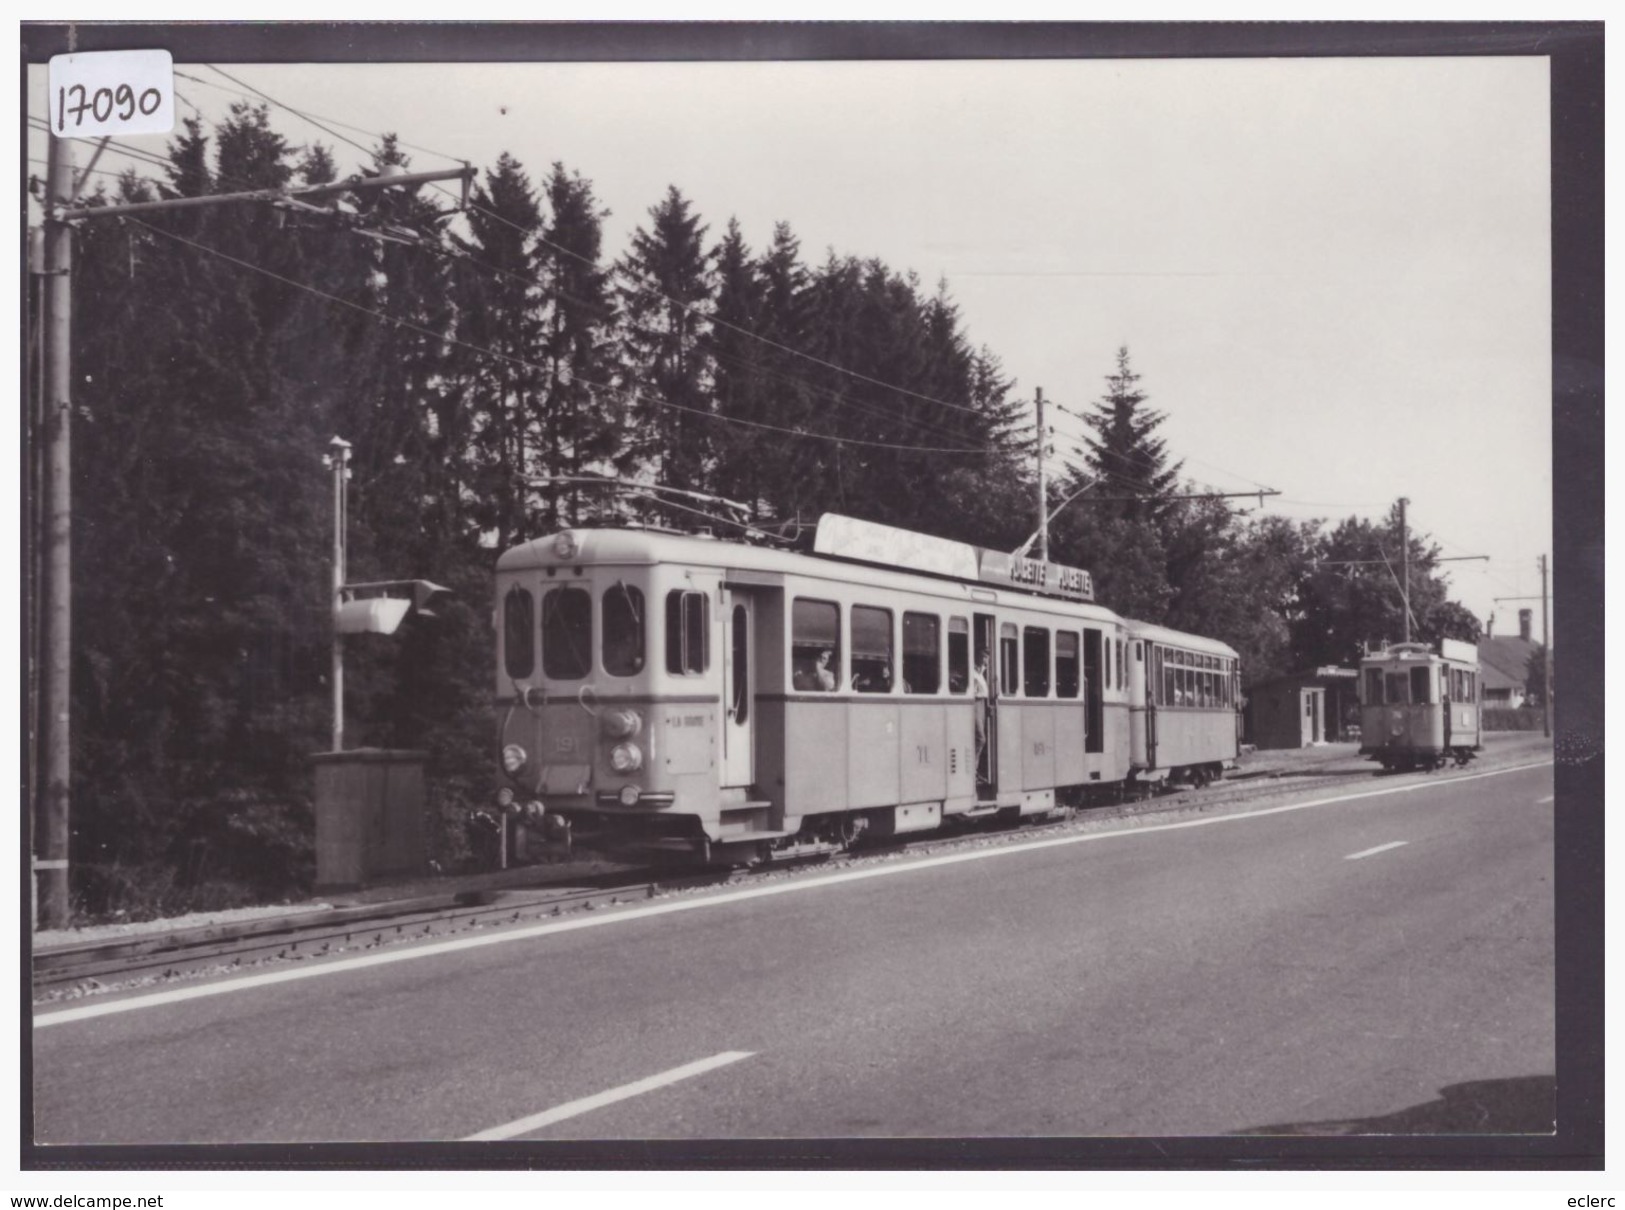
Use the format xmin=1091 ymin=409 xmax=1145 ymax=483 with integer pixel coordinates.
xmin=494 ymin=514 xmax=1242 ymax=865
xmin=1358 ymin=639 xmax=1483 ymax=771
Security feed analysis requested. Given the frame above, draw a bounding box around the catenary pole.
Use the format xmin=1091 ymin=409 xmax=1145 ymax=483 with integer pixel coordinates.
xmin=1398 ymin=497 xmax=1411 ymax=643
xmin=1540 ymin=554 xmax=1552 ymax=738
xmin=36 ymin=131 xmax=74 ymax=929
xmin=1035 ymin=387 xmax=1048 ymax=562
xmin=329 ymin=438 xmax=351 ymax=752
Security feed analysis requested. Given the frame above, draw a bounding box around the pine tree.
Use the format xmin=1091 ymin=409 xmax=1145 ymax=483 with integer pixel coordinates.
xmin=1077 ymin=346 xmax=1181 ymax=523
xmin=704 ymin=218 xmax=769 ymax=518
xmin=616 ymin=186 xmax=715 ymax=499
xmin=536 ymin=163 xmax=619 ymax=528
xmin=453 ymin=153 xmax=543 ymax=550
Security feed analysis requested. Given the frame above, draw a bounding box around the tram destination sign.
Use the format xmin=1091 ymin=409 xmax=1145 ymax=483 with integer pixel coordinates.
xmin=977 ymin=551 xmax=1094 ymax=602
xmin=813 ymin=513 xmax=1094 ymax=602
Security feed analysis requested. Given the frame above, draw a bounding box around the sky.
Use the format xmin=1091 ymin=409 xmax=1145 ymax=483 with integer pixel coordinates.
xmin=25 ymin=51 xmax=1555 ymax=636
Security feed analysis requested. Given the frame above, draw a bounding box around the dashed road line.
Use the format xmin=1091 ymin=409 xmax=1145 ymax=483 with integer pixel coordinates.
xmin=1536 ymin=795 xmax=1554 ymax=804
xmin=1345 ymin=840 xmax=1409 ymax=861
xmin=34 ymin=757 xmax=1554 ymax=1030
xmin=462 ymin=1051 xmax=754 ymax=1141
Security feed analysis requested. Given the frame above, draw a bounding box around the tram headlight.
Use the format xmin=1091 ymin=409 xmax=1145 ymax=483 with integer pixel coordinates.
xmin=609 ymin=741 xmax=644 ymax=773
xmin=602 ymin=708 xmax=644 ymax=739
xmin=501 ymin=743 xmax=528 ymax=774
xmin=554 ymin=531 xmax=578 ymax=560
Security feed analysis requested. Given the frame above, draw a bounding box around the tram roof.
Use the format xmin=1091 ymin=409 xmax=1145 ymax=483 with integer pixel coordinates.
xmin=1124 ymin=619 xmax=1239 ymax=659
xmin=497 ymin=525 xmax=1128 ymax=619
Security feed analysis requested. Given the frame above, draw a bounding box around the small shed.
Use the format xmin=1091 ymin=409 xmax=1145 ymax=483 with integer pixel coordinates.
xmin=1245 ymin=667 xmax=1359 ymax=748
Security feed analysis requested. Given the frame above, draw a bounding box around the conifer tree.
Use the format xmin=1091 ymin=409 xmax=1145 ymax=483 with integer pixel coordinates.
xmin=705 ymin=218 xmax=769 ymax=517
xmin=1076 ymin=345 xmax=1181 ymax=523
xmin=453 ymin=153 xmax=543 ymax=550
xmin=536 ymin=163 xmax=619 ymax=528
xmin=616 ymin=186 xmax=715 ymax=498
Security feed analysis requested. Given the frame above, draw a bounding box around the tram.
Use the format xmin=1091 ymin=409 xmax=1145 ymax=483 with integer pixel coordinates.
xmin=1357 ymin=639 xmax=1482 ymax=771
xmin=493 ymin=515 xmax=1241 ymax=864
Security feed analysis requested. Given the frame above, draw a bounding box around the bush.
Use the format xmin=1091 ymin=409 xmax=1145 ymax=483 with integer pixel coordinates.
xmin=1483 ymin=706 xmax=1547 ymax=731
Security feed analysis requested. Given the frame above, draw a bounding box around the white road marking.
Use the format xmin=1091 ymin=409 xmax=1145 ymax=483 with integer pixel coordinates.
xmin=1536 ymin=795 xmax=1554 ymax=804
xmin=34 ymin=757 xmax=1554 ymax=1030
xmin=462 ymin=1051 xmax=754 ymax=1141
xmin=1345 ymin=840 xmax=1409 ymax=861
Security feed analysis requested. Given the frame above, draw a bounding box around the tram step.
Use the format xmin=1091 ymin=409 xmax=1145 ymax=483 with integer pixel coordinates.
xmin=717 ymin=800 xmax=775 ymax=836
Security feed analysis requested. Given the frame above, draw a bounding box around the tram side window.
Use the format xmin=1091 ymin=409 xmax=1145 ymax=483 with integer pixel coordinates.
xmin=791 ymin=598 xmax=841 ymax=691
xmin=947 ymin=617 xmax=970 ymax=694
xmin=603 ymin=583 xmax=645 ymax=676
xmin=541 ymin=585 xmax=592 ymax=679
xmin=503 ymin=585 xmax=535 ymax=679
xmin=999 ymin=624 xmax=1020 ymax=696
xmin=903 ymin=612 xmax=941 ymax=694
xmin=1023 ymin=627 xmax=1051 ymax=697
xmin=1056 ymin=632 xmax=1080 ymax=698
xmin=665 ymin=590 xmax=709 ymax=675
xmin=1117 ymin=640 xmax=1126 ymax=690
xmin=852 ymin=605 xmax=894 ymax=693
xmin=1410 ymin=666 xmax=1432 ymax=705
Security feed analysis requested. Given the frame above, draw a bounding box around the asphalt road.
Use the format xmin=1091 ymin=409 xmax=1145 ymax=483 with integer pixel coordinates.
xmin=32 ymin=759 xmax=1554 ymax=1144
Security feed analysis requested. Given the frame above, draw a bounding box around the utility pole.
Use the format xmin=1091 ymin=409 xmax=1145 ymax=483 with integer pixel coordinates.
xmin=1034 ymin=387 xmax=1048 ymax=562
xmin=35 ymin=131 xmax=75 ymax=929
xmin=29 ymin=144 xmax=474 ymax=930
xmin=1540 ymin=553 xmax=1552 ymax=739
xmin=327 ymin=437 xmax=352 ymax=752
xmin=1398 ymin=496 xmax=1411 ymax=644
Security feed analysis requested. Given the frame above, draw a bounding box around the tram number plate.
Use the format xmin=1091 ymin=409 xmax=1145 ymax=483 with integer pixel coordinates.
xmin=1032 ymin=741 xmax=1047 ymax=757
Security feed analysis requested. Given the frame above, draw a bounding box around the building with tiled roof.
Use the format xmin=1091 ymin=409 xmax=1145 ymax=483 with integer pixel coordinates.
xmin=1478 ymin=609 xmax=1543 ymax=708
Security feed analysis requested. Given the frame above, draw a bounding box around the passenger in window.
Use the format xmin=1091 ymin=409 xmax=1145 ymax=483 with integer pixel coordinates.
xmin=814 ymin=648 xmax=838 ymax=691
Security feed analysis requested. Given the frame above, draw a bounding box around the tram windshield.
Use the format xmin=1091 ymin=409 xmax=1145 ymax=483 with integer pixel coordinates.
xmin=603 ymin=583 xmax=645 ymax=676
xmin=542 ymin=586 xmax=593 ymax=679
xmin=1385 ymin=670 xmax=1410 ymax=705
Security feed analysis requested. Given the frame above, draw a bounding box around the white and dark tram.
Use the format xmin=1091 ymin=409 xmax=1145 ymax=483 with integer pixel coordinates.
xmin=493 ymin=515 xmax=1242 ymax=864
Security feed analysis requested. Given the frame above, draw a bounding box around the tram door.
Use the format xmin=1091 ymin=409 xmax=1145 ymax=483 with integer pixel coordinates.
xmin=721 ymin=592 xmax=755 ymax=788
xmin=973 ymin=613 xmax=997 ymax=794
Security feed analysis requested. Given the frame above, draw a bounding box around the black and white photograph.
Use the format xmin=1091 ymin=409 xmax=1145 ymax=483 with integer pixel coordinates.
xmin=18 ymin=19 xmax=1603 ymax=1193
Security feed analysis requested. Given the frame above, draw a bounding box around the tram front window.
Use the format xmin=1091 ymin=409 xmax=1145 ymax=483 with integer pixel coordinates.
xmin=1385 ymin=671 xmax=1410 ymax=705
xmin=542 ymin=586 xmax=592 ymax=680
xmin=603 ymin=582 xmax=645 ymax=676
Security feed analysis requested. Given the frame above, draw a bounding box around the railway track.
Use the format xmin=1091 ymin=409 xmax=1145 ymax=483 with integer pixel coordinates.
xmin=34 ymin=748 xmax=1534 ymax=1003
xmin=30 ymin=871 xmax=704 ymax=999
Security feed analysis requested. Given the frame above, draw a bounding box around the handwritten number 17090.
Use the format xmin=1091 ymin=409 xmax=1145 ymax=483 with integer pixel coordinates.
xmin=57 ymin=83 xmax=162 ymax=131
